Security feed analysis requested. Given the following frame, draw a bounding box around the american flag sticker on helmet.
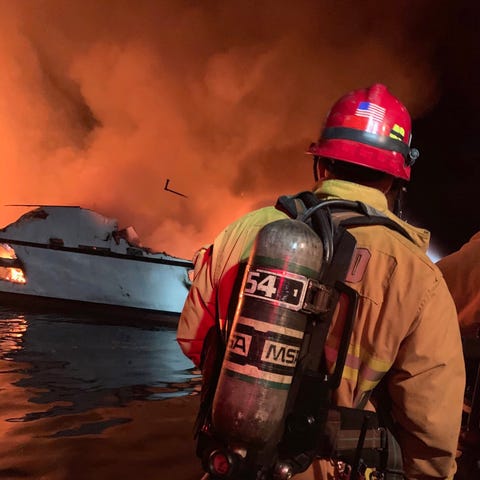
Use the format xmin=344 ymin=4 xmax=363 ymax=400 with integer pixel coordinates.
xmin=355 ymin=101 xmax=386 ymax=123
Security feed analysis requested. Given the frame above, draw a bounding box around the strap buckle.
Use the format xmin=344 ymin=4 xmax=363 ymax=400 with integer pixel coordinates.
xmin=302 ymin=280 xmax=332 ymax=314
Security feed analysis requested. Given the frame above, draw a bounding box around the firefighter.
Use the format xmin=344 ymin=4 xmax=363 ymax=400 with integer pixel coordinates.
xmin=437 ymin=232 xmax=480 ymax=338
xmin=177 ymin=83 xmax=465 ymax=479
xmin=437 ymin=233 xmax=480 ymax=479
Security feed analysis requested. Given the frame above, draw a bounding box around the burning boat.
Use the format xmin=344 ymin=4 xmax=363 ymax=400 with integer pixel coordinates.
xmin=0 ymin=206 xmax=193 ymax=323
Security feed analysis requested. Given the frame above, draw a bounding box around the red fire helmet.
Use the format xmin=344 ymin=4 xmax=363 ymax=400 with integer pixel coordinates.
xmin=308 ymin=83 xmax=419 ymax=181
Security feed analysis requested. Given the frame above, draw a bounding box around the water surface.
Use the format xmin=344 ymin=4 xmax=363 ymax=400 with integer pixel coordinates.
xmin=0 ymin=307 xmax=202 ymax=479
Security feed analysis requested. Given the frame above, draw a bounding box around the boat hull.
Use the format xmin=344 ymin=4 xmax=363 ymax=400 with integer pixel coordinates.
xmin=0 ymin=290 xmax=181 ymax=326
xmin=0 ymin=244 xmax=192 ymax=321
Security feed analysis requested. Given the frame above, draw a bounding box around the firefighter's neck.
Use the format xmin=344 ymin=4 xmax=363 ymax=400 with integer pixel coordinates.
xmin=319 ymin=167 xmax=396 ymax=212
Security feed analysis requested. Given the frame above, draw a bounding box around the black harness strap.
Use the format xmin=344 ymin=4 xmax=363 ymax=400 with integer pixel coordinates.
xmin=275 ymin=191 xmax=409 ymax=479
xmin=338 ymin=214 xmax=413 ymax=243
xmin=276 ymin=192 xmax=414 ymax=243
xmin=197 ymin=191 xmax=411 ymax=480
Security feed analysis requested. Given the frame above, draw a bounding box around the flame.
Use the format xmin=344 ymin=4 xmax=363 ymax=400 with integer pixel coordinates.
xmin=7 ymin=268 xmax=26 ymax=284
xmin=0 ymin=244 xmax=26 ymax=284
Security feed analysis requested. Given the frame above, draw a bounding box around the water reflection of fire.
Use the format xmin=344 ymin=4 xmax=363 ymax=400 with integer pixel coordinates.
xmin=0 ymin=244 xmax=26 ymax=284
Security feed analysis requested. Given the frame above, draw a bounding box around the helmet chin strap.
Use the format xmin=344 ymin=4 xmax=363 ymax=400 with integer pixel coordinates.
xmin=313 ymin=156 xmax=320 ymax=182
xmin=392 ymin=181 xmax=407 ymax=219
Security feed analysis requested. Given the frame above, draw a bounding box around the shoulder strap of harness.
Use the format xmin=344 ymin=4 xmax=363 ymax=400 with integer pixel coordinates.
xmin=276 ymin=190 xmax=413 ymax=243
xmin=275 ymin=190 xmax=407 ymax=479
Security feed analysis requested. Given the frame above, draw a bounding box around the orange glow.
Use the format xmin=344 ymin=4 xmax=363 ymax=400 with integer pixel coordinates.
xmin=0 ymin=244 xmax=26 ymax=284
xmin=0 ymin=316 xmax=27 ymax=354
xmin=0 ymin=2 xmax=442 ymax=260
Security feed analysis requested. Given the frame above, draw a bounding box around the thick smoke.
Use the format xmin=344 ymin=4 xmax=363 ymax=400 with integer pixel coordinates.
xmin=0 ymin=0 xmax=446 ymax=259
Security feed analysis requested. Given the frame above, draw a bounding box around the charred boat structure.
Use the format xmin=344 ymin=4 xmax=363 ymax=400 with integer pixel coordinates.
xmin=0 ymin=206 xmax=193 ymax=323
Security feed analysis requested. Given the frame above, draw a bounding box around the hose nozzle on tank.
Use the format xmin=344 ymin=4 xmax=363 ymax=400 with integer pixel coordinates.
xmin=207 ymin=448 xmax=243 ymax=479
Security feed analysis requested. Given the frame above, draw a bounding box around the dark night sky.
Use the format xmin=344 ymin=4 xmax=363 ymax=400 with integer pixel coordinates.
xmin=406 ymin=2 xmax=480 ymax=256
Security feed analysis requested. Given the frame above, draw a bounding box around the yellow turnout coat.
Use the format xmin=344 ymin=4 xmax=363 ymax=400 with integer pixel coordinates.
xmin=177 ymin=180 xmax=465 ymax=479
xmin=437 ymin=231 xmax=480 ymax=337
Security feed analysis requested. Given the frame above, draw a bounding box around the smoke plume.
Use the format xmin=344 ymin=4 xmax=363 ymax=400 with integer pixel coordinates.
xmin=0 ymin=0 xmax=448 ymax=259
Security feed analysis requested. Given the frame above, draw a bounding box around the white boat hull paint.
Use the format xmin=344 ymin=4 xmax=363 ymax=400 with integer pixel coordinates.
xmin=0 ymin=244 xmax=191 ymax=313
